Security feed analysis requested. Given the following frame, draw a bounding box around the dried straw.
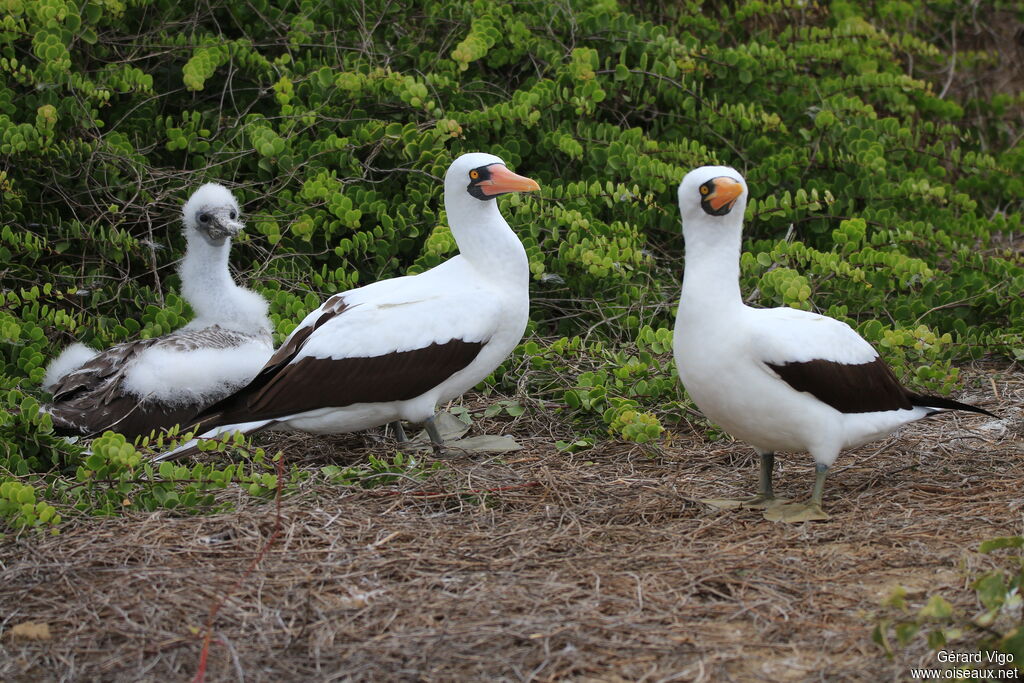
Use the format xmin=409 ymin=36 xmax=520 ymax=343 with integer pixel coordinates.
xmin=1 ymin=364 xmax=1021 ymax=681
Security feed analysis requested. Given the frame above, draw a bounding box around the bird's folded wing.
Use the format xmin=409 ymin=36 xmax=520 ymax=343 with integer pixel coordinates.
xmin=750 ymin=307 xmax=912 ymax=413
xmin=197 ymin=287 xmax=503 ymax=424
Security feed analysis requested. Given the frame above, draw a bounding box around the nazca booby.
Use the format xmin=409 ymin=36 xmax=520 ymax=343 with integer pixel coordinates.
xmin=672 ymin=166 xmax=996 ymax=522
xmin=42 ymin=183 xmax=273 ymax=439
xmin=152 ymin=152 xmax=539 ymax=462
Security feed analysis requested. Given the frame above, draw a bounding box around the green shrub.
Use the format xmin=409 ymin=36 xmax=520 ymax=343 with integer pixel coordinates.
xmin=1 ymin=0 xmax=1020 ymax=527
xmin=873 ymin=536 xmax=1024 ymax=671
xmin=322 ymin=453 xmax=444 ymax=489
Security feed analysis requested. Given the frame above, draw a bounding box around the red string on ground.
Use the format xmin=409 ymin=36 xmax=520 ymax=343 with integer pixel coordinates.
xmin=190 ymin=464 xmax=537 ymax=680
xmin=367 ymin=481 xmax=543 ymax=498
xmin=193 ymin=454 xmax=285 ymax=683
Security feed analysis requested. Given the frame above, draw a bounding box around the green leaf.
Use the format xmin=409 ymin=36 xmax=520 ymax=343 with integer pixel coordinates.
xmin=872 ymin=621 xmax=893 ymax=657
xmin=998 ymin=626 xmax=1024 ymax=664
xmin=918 ymin=595 xmax=954 ymax=620
xmin=979 ymin=537 xmax=1024 ymax=553
xmin=895 ymin=622 xmax=919 ymax=646
xmin=974 ymin=572 xmax=1008 ymax=611
xmin=16 ymin=486 xmax=34 ymax=504
xmin=158 ymin=461 xmax=174 ymax=480
xmin=926 ymin=629 xmax=947 ymax=649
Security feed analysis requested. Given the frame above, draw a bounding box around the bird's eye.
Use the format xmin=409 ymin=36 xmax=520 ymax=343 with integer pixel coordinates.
xmin=229 ymin=211 xmax=236 ymax=219
xmin=700 ymin=186 xmax=710 ymax=195
xmin=470 ymin=170 xmax=480 ymax=180
xmin=199 ymin=213 xmax=210 ymax=223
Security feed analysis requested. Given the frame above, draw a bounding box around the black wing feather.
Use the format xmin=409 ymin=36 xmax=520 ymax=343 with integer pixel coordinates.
xmin=199 ymin=340 xmax=485 ymax=426
xmin=195 ymin=294 xmax=486 ymax=427
xmin=766 ymin=357 xmax=996 ymax=417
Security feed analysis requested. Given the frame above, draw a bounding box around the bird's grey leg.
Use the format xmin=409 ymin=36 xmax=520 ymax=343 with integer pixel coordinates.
xmin=389 ymin=420 xmax=408 ymax=443
xmin=760 ymin=451 xmax=775 ymax=499
xmin=737 ymin=451 xmax=783 ymax=508
xmin=424 ymin=414 xmax=446 ymax=456
xmin=810 ymin=462 xmax=829 ymax=510
xmin=763 ymin=462 xmax=831 ymax=523
xmin=745 ymin=451 xmax=777 ymax=506
xmin=700 ymin=451 xmax=787 ymax=510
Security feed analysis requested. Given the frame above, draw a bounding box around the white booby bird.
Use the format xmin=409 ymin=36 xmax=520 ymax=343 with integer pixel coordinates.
xmin=672 ymin=166 xmax=996 ymax=522
xmin=152 ymin=152 xmax=539 ymax=462
xmin=42 ymin=183 xmax=273 ymax=440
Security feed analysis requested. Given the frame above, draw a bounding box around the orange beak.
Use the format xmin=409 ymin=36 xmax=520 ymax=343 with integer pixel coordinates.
xmin=708 ymin=177 xmax=743 ymax=212
xmin=479 ymin=165 xmax=541 ymax=196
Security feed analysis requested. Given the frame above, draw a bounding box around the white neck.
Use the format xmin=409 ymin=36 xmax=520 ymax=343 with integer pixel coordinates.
xmin=445 ymin=194 xmax=529 ymax=285
xmin=678 ymin=214 xmax=746 ymax=319
xmin=179 ymin=232 xmax=269 ymax=334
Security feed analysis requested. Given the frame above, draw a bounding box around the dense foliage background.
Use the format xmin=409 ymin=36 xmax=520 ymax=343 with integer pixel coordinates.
xmin=0 ymin=0 xmax=1021 ymax=529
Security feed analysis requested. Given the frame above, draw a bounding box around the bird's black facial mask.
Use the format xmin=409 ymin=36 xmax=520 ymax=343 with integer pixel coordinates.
xmin=466 ymin=162 xmax=540 ymax=201
xmin=467 ymin=164 xmax=501 ymax=201
xmin=699 ymin=177 xmax=743 ymax=217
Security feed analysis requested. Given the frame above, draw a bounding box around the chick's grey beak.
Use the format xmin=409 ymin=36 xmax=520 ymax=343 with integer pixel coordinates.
xmin=211 ymin=215 xmax=244 ymax=238
xmin=197 ymin=208 xmax=244 ymax=244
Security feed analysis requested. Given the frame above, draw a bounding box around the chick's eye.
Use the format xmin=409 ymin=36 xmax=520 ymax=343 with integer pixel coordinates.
xmin=700 ymin=186 xmax=710 ymax=195
xmin=199 ymin=213 xmax=210 ymax=223
xmin=229 ymin=211 xmax=237 ymax=219
xmin=470 ymin=170 xmax=479 ymax=180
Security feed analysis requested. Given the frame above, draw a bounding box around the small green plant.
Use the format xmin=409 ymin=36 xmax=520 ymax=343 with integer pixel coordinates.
xmin=555 ymin=437 xmax=595 ymax=454
xmin=0 ymin=480 xmax=61 ymax=534
xmin=483 ymin=400 xmax=526 ymax=419
xmin=322 ymin=452 xmax=444 ymax=489
xmin=0 ymin=422 xmax=300 ymax=533
xmin=608 ymin=408 xmax=663 ymax=444
xmin=513 ymin=328 xmax=685 ymax=442
xmin=873 ymin=536 xmax=1024 ymax=670
xmin=53 ymin=431 xmax=294 ymax=516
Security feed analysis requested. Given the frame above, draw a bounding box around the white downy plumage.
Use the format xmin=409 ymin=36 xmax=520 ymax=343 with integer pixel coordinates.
xmin=42 ymin=343 xmax=98 ymax=390
xmin=153 ymin=152 xmax=539 ymax=462
xmin=42 ymin=183 xmax=273 ymax=439
xmin=672 ymin=165 xmax=996 ymax=522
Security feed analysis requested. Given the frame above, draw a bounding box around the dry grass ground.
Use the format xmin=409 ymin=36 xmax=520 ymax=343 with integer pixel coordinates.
xmin=1 ymin=364 xmax=1022 ymax=682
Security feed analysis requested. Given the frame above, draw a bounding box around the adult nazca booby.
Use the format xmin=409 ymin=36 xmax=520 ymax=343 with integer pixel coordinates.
xmin=672 ymin=165 xmax=996 ymax=522
xmin=42 ymin=183 xmax=273 ymax=439
xmin=153 ymin=152 xmax=539 ymax=462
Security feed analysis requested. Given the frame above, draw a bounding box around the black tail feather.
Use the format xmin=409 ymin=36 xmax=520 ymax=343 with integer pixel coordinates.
xmin=908 ymin=392 xmax=998 ymax=419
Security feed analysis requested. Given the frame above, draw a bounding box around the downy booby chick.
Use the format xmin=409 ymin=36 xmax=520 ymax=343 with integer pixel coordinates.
xmin=42 ymin=183 xmax=273 ymax=439
xmin=153 ymin=152 xmax=539 ymax=462
xmin=672 ymin=166 xmax=996 ymax=522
